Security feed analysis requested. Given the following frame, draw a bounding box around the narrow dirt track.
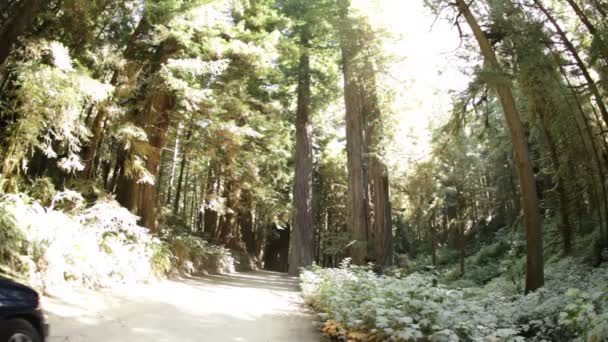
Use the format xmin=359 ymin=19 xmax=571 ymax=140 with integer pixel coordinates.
xmin=43 ymin=271 xmax=320 ymax=342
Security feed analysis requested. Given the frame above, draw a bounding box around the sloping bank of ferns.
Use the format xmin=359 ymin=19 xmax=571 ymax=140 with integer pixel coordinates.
xmin=0 ymin=193 xmax=236 ymax=291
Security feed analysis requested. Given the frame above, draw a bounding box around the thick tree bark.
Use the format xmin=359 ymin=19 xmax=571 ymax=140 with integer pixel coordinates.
xmin=456 ymin=0 xmax=544 ymax=292
xmin=239 ymin=192 xmax=256 ymax=256
xmin=114 ymin=38 xmax=181 ymax=231
xmin=203 ymin=163 xmax=219 ymax=237
xmin=288 ymin=29 xmax=315 ymax=276
xmin=139 ymin=92 xmax=175 ymax=231
xmin=362 ymin=61 xmax=393 ymax=266
xmin=217 ymin=181 xmax=237 ymax=247
xmin=0 ymin=0 xmax=43 ymax=66
xmin=338 ymin=0 xmax=370 ymax=264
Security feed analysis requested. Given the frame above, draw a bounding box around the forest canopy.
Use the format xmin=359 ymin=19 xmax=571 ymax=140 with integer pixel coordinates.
xmin=0 ymin=0 xmax=607 ymax=341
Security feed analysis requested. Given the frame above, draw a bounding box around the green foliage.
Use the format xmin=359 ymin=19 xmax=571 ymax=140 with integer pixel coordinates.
xmin=0 ymin=191 xmax=239 ymax=290
xmin=303 ymin=257 xmax=608 ymax=342
xmin=559 ymin=287 xmax=608 ymax=342
xmin=1 ymin=40 xmax=112 ymax=187
xmin=301 ymin=261 xmax=523 ymax=341
xmin=164 ymin=232 xmax=236 ymax=275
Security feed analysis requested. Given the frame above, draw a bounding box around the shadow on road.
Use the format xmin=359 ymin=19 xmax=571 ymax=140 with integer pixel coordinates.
xmin=180 ymin=270 xmax=301 ymax=292
xmin=43 ymin=271 xmax=321 ymax=342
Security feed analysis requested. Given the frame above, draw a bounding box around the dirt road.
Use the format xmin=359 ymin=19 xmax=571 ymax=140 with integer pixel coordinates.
xmin=43 ymin=271 xmax=320 ymax=342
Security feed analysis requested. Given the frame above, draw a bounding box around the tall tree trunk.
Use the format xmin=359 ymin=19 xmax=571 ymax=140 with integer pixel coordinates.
xmin=239 ymin=192 xmax=256 ymax=256
xmin=166 ymin=124 xmax=183 ymax=204
xmin=456 ymin=0 xmax=544 ymax=292
xmin=362 ymin=61 xmax=393 ymax=266
xmin=338 ymin=0 xmax=369 ymax=264
xmin=173 ymin=128 xmax=191 ymax=215
xmin=156 ymin=147 xmax=167 ymax=205
xmin=288 ymin=28 xmax=315 ymax=276
xmin=217 ymin=181 xmax=236 ymax=246
xmin=83 ymin=103 xmax=109 ymax=178
xmin=182 ymin=159 xmax=191 ymax=216
xmin=0 ymin=0 xmax=43 ymax=66
xmin=203 ymin=163 xmax=219 ymax=238
xmin=459 ymin=221 xmax=465 ymax=276
xmin=82 ymin=17 xmax=151 ymax=176
xmin=559 ymin=63 xmax=608 ymax=250
xmin=174 ymin=153 xmax=188 ymax=215
xmin=114 ymin=38 xmax=181 ymax=231
xmin=115 ymin=148 xmax=140 ymax=213
xmin=534 ymin=0 xmax=608 ymax=130
xmin=535 ymin=103 xmax=572 ymax=255
xmin=138 ymin=92 xmax=174 ymax=232
xmin=430 ymin=211 xmax=437 ymax=266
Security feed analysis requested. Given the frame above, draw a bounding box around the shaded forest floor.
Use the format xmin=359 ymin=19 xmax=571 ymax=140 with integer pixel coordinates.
xmin=43 ymin=271 xmax=320 ymax=342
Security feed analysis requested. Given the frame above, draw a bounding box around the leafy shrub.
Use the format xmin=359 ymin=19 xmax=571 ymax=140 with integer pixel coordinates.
xmin=302 ymin=257 xmax=608 ymax=341
xmin=0 ymin=192 xmax=239 ymax=292
xmin=301 ymin=260 xmax=521 ymax=341
xmin=165 ymin=233 xmax=235 ymax=275
xmin=0 ymin=194 xmax=164 ymax=290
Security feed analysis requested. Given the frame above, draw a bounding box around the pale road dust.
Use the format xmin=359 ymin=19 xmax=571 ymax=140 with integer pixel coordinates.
xmin=42 ymin=271 xmax=321 ymax=342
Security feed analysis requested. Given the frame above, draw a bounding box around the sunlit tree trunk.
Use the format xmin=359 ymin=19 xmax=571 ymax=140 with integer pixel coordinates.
xmin=338 ymin=0 xmax=369 ymax=264
xmin=139 ymin=92 xmax=175 ymax=232
xmin=456 ymin=0 xmax=544 ymax=292
xmin=288 ymin=28 xmax=315 ymax=275
xmin=115 ymin=38 xmax=181 ymax=231
xmin=83 ymin=17 xmax=150 ymax=177
xmin=166 ymin=124 xmax=182 ymax=204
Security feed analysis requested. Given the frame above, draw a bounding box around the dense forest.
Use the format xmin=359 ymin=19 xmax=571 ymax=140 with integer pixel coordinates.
xmin=0 ymin=0 xmax=607 ymax=341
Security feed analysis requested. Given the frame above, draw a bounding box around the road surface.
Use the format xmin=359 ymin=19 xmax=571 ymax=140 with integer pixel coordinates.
xmin=43 ymin=271 xmax=320 ymax=342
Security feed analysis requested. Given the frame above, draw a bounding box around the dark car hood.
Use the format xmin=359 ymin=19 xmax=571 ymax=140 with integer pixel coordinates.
xmin=0 ymin=275 xmax=39 ymax=309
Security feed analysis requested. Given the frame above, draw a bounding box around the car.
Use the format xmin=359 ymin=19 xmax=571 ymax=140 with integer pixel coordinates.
xmin=0 ymin=275 xmax=48 ymax=342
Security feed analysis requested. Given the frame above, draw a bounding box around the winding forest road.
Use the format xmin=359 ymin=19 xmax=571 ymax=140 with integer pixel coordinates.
xmin=42 ymin=271 xmax=320 ymax=342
